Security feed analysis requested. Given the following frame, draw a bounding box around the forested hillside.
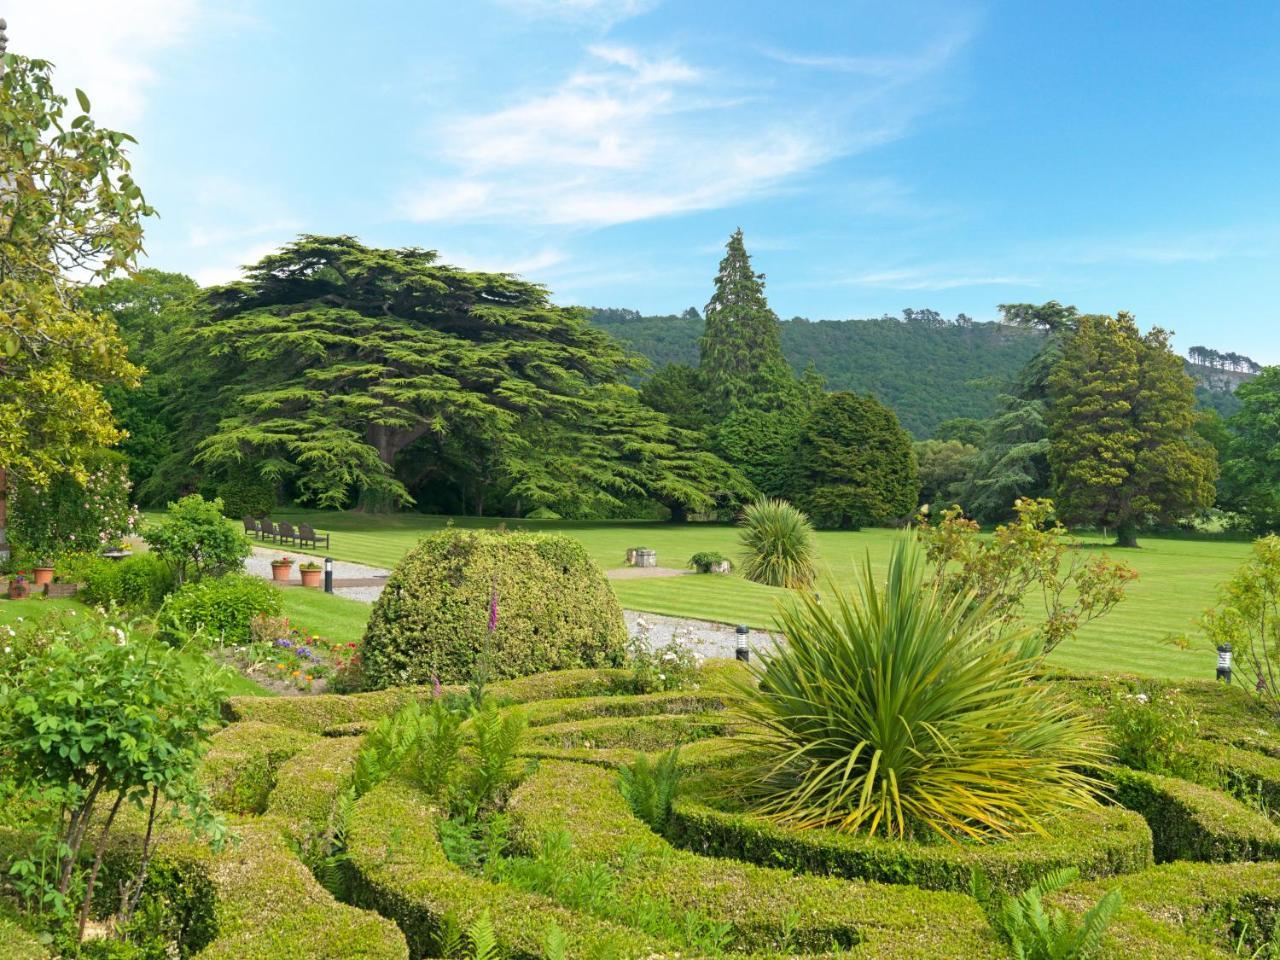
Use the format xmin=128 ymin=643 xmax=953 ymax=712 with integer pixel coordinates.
xmin=589 ymin=309 xmax=1046 ymax=437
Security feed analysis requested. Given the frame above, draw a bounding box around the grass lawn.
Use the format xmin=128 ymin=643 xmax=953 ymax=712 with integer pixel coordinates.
xmin=0 ymin=595 xmax=271 ymax=697
xmin=255 ymin=508 xmax=1255 ymax=681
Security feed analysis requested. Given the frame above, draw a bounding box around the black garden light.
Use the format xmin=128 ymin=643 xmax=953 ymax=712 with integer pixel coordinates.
xmin=735 ymin=624 xmax=750 ymax=663
xmin=324 ymin=556 xmax=334 ymax=594
xmin=1217 ymin=642 xmax=1232 ymax=683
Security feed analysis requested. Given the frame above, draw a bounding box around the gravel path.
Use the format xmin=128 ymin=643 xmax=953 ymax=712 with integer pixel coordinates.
xmin=243 ymin=549 xmax=781 ymax=658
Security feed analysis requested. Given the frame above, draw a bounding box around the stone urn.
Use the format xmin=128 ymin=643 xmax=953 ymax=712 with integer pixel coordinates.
xmin=634 ymin=548 xmax=657 ymax=568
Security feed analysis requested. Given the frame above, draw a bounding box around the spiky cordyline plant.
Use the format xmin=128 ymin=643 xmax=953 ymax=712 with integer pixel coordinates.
xmin=738 ymin=498 xmax=817 ymax=589
xmin=729 ymin=538 xmax=1105 ymax=841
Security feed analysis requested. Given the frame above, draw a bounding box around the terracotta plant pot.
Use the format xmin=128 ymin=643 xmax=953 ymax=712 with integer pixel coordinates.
xmin=270 ymin=562 xmax=294 ymax=583
xmin=7 ymin=579 xmax=30 ymax=600
xmin=32 ymin=566 xmax=54 ymax=587
xmin=300 ymin=567 xmax=323 ymax=588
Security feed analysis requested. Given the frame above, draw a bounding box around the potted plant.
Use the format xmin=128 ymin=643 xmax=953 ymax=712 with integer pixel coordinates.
xmin=270 ymin=555 xmax=294 ymax=583
xmin=7 ymin=571 xmax=30 ymax=600
xmin=299 ymin=560 xmax=323 ymax=588
xmin=689 ymin=551 xmax=731 ymax=574
xmin=31 ymin=560 xmax=55 ymax=587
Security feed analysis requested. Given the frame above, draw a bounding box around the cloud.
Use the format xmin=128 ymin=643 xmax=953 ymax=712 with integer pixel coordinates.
xmin=440 ymin=247 xmax=569 ymax=276
xmin=1057 ymin=227 xmax=1278 ymax=265
xmin=829 ymin=268 xmax=1037 ymax=291
xmin=400 ymin=42 xmax=925 ymax=229
xmin=1 ymin=0 xmax=205 ymax=127
xmin=190 ymin=241 xmax=282 ymax=288
xmin=761 ymin=31 xmax=975 ymax=82
xmin=494 ymin=0 xmax=658 ymax=25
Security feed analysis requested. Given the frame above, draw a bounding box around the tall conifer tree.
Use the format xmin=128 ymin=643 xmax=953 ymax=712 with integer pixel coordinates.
xmin=698 ymin=229 xmax=795 ymax=415
xmin=1048 ymin=313 xmax=1216 ymax=546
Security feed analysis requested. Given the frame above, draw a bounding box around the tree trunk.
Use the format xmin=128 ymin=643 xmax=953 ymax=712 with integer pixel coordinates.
xmin=1115 ymin=519 xmax=1140 ymax=548
xmin=359 ymin=422 xmax=433 ymax=513
xmin=667 ymin=502 xmax=689 ymax=523
xmin=0 ymin=468 xmax=8 ymax=563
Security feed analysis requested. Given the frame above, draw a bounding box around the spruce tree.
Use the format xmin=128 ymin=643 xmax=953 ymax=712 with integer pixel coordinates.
xmin=1048 ymin=313 xmax=1217 ymax=546
xmin=698 ymin=229 xmax=795 ymax=415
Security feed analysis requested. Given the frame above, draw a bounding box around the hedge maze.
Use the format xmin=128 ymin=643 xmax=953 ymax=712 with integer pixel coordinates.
xmin=44 ymin=662 xmax=1280 ymax=959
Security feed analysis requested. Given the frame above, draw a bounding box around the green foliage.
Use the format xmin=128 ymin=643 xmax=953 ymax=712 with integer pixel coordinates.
xmin=962 ymin=395 xmax=1051 ymax=524
xmin=0 ymin=612 xmax=225 ymax=942
xmin=687 ymin=551 xmax=728 ymax=572
xmin=1048 ymin=314 xmax=1217 ymax=546
xmin=737 ymin=498 xmax=817 ymax=589
xmin=972 ymin=867 xmax=1122 ymax=960
xmin=361 ymin=528 xmax=626 ymax=688
xmin=792 ymin=391 xmax=919 ymax=529
xmin=624 ymin=621 xmax=701 ymax=694
xmin=731 ymin=538 xmax=1105 ymax=840
xmin=8 ymin=449 xmax=136 ymax=562
xmin=80 ymin=553 xmax=174 ymax=612
xmin=156 ymin=573 xmax=282 ymax=645
xmin=592 ymin=308 xmax=1047 ymax=437
xmin=637 ymin=363 xmax=712 ymax=433
xmin=698 ymin=229 xmax=797 ymax=417
xmin=713 ymin=404 xmax=807 ymax=499
xmin=1201 ymin=536 xmax=1280 ymax=715
xmin=935 ymin=417 xmax=987 ymax=446
xmin=0 ymin=52 xmax=148 ymax=492
xmin=1106 ymin=687 xmax=1208 ymax=781
xmin=211 ymin=466 xmax=277 ymax=519
xmin=142 ymin=494 xmax=251 ymax=585
xmin=1220 ymin=368 xmax=1280 ymax=534
xmin=463 ymin=701 xmax=528 ymax=817
xmin=917 ymin=499 xmax=1137 ymax=655
xmin=914 ymin=439 xmax=978 ymax=510
xmin=618 ymin=748 xmax=681 ymax=831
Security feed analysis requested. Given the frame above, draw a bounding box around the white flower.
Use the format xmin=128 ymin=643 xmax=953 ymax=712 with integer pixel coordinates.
xmin=1135 ymin=693 xmax=1149 ymax=704
xmin=3 ymin=647 xmax=10 ymax=654
xmin=662 ymin=652 xmax=677 ymax=662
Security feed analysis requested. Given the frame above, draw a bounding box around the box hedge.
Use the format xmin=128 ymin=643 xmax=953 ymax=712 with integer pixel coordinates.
xmin=265 ymin=736 xmax=363 ymax=842
xmin=201 ymin=722 xmax=319 ymax=814
xmin=1103 ymin=766 xmax=1280 ymax=863
xmin=505 ymin=759 xmax=1007 ymax=957
xmin=345 ymin=778 xmax=660 ymax=959
xmin=360 ymin=528 xmax=626 ymax=688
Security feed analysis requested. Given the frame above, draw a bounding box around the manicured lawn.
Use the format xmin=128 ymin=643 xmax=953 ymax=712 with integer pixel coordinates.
xmin=0 ymin=595 xmax=271 ymax=697
xmin=278 ymin=584 xmax=372 ymax=648
xmin=256 ymin=508 xmax=1255 ymax=681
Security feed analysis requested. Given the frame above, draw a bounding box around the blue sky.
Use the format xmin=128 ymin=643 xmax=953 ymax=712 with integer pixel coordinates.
xmin=9 ymin=1 xmax=1280 ymax=359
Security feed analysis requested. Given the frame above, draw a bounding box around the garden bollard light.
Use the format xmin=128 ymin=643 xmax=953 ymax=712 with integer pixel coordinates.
xmin=324 ymin=556 xmax=333 ymax=594
xmin=1217 ymin=642 xmax=1232 ymax=682
xmin=735 ymin=624 xmax=750 ymax=663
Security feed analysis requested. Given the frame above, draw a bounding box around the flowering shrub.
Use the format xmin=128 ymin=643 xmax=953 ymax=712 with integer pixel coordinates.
xmin=155 ymin=573 xmax=282 ymax=646
xmin=627 ymin=617 xmax=700 ymax=693
xmin=1106 ymin=686 xmax=1207 ymax=782
xmin=8 ymin=451 xmax=138 ymax=563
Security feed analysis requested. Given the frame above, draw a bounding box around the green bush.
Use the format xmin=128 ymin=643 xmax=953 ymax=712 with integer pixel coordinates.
xmin=142 ymin=494 xmax=250 ymax=586
xmin=80 ymin=554 xmax=174 ymax=611
xmin=731 ymin=538 xmax=1105 ymax=840
xmin=212 ymin=467 xmax=276 ymax=519
xmin=737 ymin=497 xmax=817 ymax=588
xmin=156 ymin=573 xmax=282 ymax=645
xmin=7 ymin=449 xmax=137 ymax=563
xmin=200 ymin=722 xmax=319 ymax=815
xmin=361 ymin=529 xmax=626 ymax=688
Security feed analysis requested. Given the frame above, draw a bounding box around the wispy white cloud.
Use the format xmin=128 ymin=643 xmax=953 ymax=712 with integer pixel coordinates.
xmin=400 ymin=34 xmax=953 ymax=229
xmin=440 ymin=247 xmax=569 ymax=276
xmin=1056 ymin=227 xmax=1279 ymax=265
xmin=761 ymin=31 xmax=975 ymax=82
xmin=825 ymin=267 xmax=1037 ymax=291
xmin=1 ymin=0 xmax=206 ymax=127
xmin=494 ymin=0 xmax=659 ymax=26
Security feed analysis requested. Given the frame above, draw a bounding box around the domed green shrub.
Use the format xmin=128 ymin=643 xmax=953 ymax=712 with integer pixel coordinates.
xmin=361 ymin=529 xmax=626 ymax=688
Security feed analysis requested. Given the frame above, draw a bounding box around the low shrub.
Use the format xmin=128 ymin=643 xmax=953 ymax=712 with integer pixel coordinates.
xmin=1104 ymin=766 xmax=1280 ymax=863
xmin=1107 ymin=686 xmax=1209 ymax=781
xmin=142 ymin=494 xmax=250 ymax=586
xmin=737 ymin=497 xmax=817 ymax=588
xmin=200 ymin=722 xmax=319 ymax=815
xmin=156 ymin=573 xmax=282 ymax=645
xmin=80 ymin=553 xmax=174 ymax=611
xmin=361 ymin=528 xmax=626 ymax=689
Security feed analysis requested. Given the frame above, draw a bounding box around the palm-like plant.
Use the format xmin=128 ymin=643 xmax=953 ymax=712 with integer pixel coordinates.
xmin=738 ymin=498 xmax=817 ymax=589
xmin=730 ymin=538 xmax=1105 ymax=840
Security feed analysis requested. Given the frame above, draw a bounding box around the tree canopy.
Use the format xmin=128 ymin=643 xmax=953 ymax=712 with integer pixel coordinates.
xmin=160 ymin=236 xmax=749 ymax=517
xmin=1047 ymin=313 xmax=1217 ymax=546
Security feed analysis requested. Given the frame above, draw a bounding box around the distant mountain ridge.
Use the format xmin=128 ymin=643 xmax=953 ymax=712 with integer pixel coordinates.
xmin=588 ymin=307 xmax=1254 ymax=437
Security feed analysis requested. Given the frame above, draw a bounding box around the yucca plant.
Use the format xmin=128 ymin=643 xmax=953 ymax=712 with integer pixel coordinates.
xmin=730 ymin=537 xmax=1105 ymax=840
xmin=738 ymin=498 xmax=818 ymax=589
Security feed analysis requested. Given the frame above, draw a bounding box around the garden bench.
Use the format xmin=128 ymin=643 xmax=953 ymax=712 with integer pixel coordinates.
xmin=275 ymin=520 xmax=300 ymax=546
xmin=297 ymin=522 xmax=330 ymax=549
xmin=258 ymin=519 xmax=280 ymax=543
xmin=243 ymin=516 xmax=262 ymax=538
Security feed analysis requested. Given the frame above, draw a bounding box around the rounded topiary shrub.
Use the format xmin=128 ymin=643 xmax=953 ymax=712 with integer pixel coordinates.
xmin=361 ymin=529 xmax=626 ymax=689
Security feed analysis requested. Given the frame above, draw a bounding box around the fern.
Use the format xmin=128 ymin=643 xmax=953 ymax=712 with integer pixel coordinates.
xmin=618 ymin=747 xmax=682 ymax=831
xmin=351 ymin=703 xmax=424 ymax=799
xmin=972 ymin=868 xmax=1122 ymax=960
xmin=467 ymin=909 xmax=499 ymax=960
xmin=543 ymin=921 xmax=569 ymax=960
xmin=464 ymin=700 xmax=527 ymax=814
xmin=436 ymin=913 xmax=465 ymax=958
xmin=417 ymin=698 xmax=465 ymax=803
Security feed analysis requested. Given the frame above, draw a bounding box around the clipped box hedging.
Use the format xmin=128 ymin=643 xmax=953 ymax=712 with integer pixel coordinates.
xmin=1056 ymin=860 xmax=1280 ymax=959
xmin=201 ymin=721 xmax=319 ymax=814
xmin=520 ymin=689 xmax=727 ymax=727
xmin=361 ymin=528 xmax=626 ymax=688
xmin=526 ymin=713 xmax=730 ymax=751
xmin=505 ymin=759 xmax=1007 ymax=958
xmin=1103 ymin=766 xmax=1280 ymax=863
xmin=345 ymin=778 xmax=662 ymax=959
xmin=265 ymin=736 xmax=363 ymax=841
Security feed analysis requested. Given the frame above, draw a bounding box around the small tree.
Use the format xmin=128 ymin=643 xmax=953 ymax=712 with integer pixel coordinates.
xmin=0 ymin=612 xmax=226 ymax=944
xmin=1200 ymin=536 xmax=1280 ymax=711
xmin=793 ymin=391 xmax=918 ymax=530
xmin=142 ymin=494 xmax=250 ymax=585
xmin=917 ymin=499 xmax=1137 ymax=656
